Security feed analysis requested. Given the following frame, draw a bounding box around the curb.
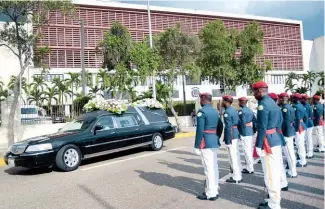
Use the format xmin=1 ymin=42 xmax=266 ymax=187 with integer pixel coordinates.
xmin=175 ymin=132 xmax=195 ymax=139
xmin=0 ymin=154 xmax=5 ymax=168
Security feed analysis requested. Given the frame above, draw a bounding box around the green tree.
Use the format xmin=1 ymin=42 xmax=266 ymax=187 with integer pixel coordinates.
xmin=300 ymin=72 xmax=316 ymax=96
xmin=155 ymin=25 xmax=202 ymax=131
xmin=65 ymin=72 xmax=80 ymax=117
xmin=0 ymin=81 xmax=8 ymax=101
xmin=30 ymin=75 xmax=48 ymax=91
xmin=285 ymin=72 xmax=298 ymax=92
xmin=88 ymin=85 xmax=102 ymax=98
xmin=317 ymin=72 xmax=324 ymax=87
xmin=0 ymin=1 xmax=74 ymax=145
xmin=199 ymin=21 xmax=271 ymax=92
xmin=52 ymin=77 xmax=72 ymax=113
xmin=294 ymin=86 xmax=308 ymax=94
xmin=97 ymin=22 xmax=135 ymax=99
xmin=27 ymin=88 xmax=44 ymax=107
xmin=42 ymin=87 xmax=59 ymax=115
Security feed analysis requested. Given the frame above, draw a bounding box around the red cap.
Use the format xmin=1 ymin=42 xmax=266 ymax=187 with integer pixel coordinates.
xmin=222 ymin=95 xmax=233 ymax=100
xmin=238 ymin=97 xmax=248 ymax=101
xmin=292 ymin=93 xmax=302 ymax=99
xmin=301 ymin=94 xmax=309 ymax=99
xmin=313 ymin=95 xmax=321 ymax=100
xmin=278 ymin=92 xmax=289 ymax=98
xmin=269 ymin=93 xmax=278 ymax=100
xmin=199 ymin=92 xmax=211 ymax=97
xmin=252 ymin=81 xmax=268 ymax=89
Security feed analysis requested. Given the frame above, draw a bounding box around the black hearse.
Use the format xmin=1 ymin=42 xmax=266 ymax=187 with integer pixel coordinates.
xmin=5 ymin=106 xmax=175 ymax=172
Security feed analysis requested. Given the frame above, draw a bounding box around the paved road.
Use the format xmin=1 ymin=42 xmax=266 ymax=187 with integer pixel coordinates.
xmin=0 ymin=137 xmax=323 ymax=209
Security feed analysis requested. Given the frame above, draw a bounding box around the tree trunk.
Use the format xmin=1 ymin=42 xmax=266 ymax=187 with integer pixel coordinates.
xmin=182 ymin=74 xmax=187 ymax=116
xmin=168 ymin=101 xmax=182 ymax=133
xmin=8 ymin=91 xmax=19 ymax=146
xmin=71 ymin=86 xmax=74 ymax=119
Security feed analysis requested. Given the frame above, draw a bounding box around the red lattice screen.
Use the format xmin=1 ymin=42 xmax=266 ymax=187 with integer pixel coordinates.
xmin=35 ymin=5 xmax=303 ymax=70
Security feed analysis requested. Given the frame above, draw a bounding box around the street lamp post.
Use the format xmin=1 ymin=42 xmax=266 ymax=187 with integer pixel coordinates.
xmin=79 ymin=19 xmax=86 ymax=96
xmin=147 ymin=0 xmax=156 ymax=100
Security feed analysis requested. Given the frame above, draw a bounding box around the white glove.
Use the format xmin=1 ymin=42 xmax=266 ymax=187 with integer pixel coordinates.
xmin=226 ymin=144 xmax=232 ymax=148
xmin=194 ymin=148 xmax=202 ymax=156
xmin=256 ymin=147 xmax=265 ymax=157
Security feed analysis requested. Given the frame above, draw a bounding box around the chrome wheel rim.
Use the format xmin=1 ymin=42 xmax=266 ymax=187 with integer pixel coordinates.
xmin=154 ymin=135 xmax=163 ymax=148
xmin=64 ymin=148 xmax=79 ymax=167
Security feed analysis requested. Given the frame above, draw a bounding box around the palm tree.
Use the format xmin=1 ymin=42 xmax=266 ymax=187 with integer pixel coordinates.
xmin=294 ymin=86 xmax=308 ymax=94
xmin=0 ymin=81 xmax=8 ymax=101
xmin=30 ymin=75 xmax=48 ymax=92
xmin=65 ymin=72 xmax=80 ymax=117
xmin=301 ymin=72 xmax=316 ymax=96
xmin=42 ymin=87 xmax=59 ymax=115
xmin=27 ymin=88 xmax=45 ymax=107
xmin=285 ymin=72 xmax=298 ymax=91
xmin=52 ymin=77 xmax=72 ymax=113
xmin=317 ymin=72 xmax=324 ymax=87
xmin=88 ymin=85 xmax=102 ymax=98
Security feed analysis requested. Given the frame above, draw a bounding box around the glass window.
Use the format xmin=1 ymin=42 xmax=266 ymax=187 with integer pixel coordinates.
xmin=96 ymin=116 xmax=115 ymax=130
xmin=59 ymin=118 xmax=96 ymax=132
xmin=114 ymin=114 xmax=138 ymax=128
xmin=21 ymin=108 xmax=37 ymax=114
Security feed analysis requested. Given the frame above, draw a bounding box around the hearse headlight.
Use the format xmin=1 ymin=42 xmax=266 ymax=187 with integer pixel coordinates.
xmin=25 ymin=143 xmax=53 ymax=153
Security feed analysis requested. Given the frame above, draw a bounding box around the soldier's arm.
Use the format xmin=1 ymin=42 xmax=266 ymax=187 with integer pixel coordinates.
xmin=238 ymin=111 xmax=246 ymax=136
xmin=282 ymin=107 xmax=289 ymax=129
xmin=223 ymin=111 xmax=232 ymax=145
xmin=194 ymin=111 xmax=205 ymax=148
xmin=217 ymin=117 xmax=224 ymax=139
xmin=294 ymin=107 xmax=300 ymax=132
xmin=252 ymin=113 xmax=257 ymax=134
xmin=256 ymin=104 xmax=268 ymax=148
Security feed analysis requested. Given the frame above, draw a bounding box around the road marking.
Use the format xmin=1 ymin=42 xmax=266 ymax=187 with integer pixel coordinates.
xmin=175 ymin=132 xmax=195 ymax=139
xmin=0 ymin=157 xmax=5 ymax=167
xmin=81 ymin=146 xmax=188 ymax=171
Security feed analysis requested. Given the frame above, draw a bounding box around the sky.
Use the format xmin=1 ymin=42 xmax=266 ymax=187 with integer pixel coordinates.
xmin=121 ymin=0 xmax=324 ymax=40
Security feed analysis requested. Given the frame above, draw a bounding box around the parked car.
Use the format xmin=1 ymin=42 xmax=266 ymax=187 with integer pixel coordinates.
xmin=21 ymin=105 xmax=47 ymax=124
xmin=51 ymin=113 xmax=66 ymax=123
xmin=5 ymin=106 xmax=175 ymax=172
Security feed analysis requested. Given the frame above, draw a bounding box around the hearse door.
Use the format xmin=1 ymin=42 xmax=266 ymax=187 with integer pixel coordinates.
xmin=89 ymin=116 xmax=121 ymax=155
xmin=113 ymin=113 xmax=144 ymax=148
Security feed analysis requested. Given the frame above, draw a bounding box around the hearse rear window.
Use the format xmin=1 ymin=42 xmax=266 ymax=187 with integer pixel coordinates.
xmin=115 ymin=115 xmax=138 ymax=128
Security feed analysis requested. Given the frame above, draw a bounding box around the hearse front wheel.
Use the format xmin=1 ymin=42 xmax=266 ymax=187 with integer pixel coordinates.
xmin=55 ymin=144 xmax=82 ymax=172
xmin=150 ymin=133 xmax=164 ymax=151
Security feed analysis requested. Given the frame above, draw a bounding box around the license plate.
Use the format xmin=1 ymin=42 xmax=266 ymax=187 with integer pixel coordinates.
xmin=7 ymin=158 xmax=15 ymax=167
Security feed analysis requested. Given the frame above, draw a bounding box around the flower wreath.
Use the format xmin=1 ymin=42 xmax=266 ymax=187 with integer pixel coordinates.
xmin=131 ymin=98 xmax=164 ymax=109
xmin=83 ymin=98 xmax=128 ymax=114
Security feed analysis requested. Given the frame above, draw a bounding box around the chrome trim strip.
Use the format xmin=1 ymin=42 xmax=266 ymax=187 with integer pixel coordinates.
xmin=164 ymin=130 xmax=175 ymax=134
xmin=83 ymin=141 xmax=152 ymax=159
xmin=85 ymin=134 xmax=153 ymax=148
xmin=21 ymin=150 xmax=55 ymax=156
xmin=134 ymin=107 xmax=150 ymax=125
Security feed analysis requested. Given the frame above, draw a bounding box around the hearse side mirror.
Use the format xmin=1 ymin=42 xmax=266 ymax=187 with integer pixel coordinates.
xmin=93 ymin=125 xmax=104 ymax=134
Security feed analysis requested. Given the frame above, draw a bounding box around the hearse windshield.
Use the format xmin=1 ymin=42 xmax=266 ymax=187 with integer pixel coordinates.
xmin=59 ymin=118 xmax=96 ymax=132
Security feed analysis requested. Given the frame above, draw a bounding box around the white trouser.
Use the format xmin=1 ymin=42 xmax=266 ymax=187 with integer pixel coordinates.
xmin=227 ymin=139 xmax=242 ymax=181
xmin=279 ymin=149 xmax=288 ymax=189
xmin=261 ymin=145 xmax=282 ymax=209
xmin=282 ymin=136 xmax=297 ymax=176
xmin=295 ymin=131 xmax=307 ymax=165
xmin=315 ymin=126 xmax=325 ymax=150
xmin=200 ymin=148 xmax=219 ymax=198
xmin=305 ymin=127 xmax=314 ymax=156
xmin=241 ymin=135 xmax=254 ymax=172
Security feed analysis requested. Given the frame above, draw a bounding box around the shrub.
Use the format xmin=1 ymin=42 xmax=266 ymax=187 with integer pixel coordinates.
xmin=73 ymin=96 xmax=91 ymax=115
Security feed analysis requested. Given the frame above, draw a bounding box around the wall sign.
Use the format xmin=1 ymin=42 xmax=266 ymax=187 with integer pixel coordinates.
xmin=191 ymin=87 xmax=200 ymax=97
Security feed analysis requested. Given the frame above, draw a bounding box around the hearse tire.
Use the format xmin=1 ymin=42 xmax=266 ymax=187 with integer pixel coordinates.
xmin=55 ymin=144 xmax=82 ymax=172
xmin=150 ymin=133 xmax=164 ymax=151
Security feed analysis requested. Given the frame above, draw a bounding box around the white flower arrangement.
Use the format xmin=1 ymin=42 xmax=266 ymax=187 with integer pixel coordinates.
xmin=132 ymin=98 xmax=164 ymax=109
xmin=83 ymin=98 xmax=128 ymax=114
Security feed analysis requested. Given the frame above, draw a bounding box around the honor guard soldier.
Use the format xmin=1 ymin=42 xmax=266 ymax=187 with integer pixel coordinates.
xmin=252 ymin=81 xmax=283 ymax=209
xmin=312 ymin=95 xmax=325 ymax=152
xmin=194 ymin=92 xmax=223 ymax=201
xmin=291 ymin=93 xmax=308 ymax=167
xmin=278 ymin=93 xmax=298 ymax=178
xmin=268 ymin=93 xmax=289 ymax=191
xmin=222 ymin=95 xmax=242 ymax=183
xmin=238 ymin=97 xmax=256 ymax=174
xmin=301 ymin=94 xmax=314 ymax=158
